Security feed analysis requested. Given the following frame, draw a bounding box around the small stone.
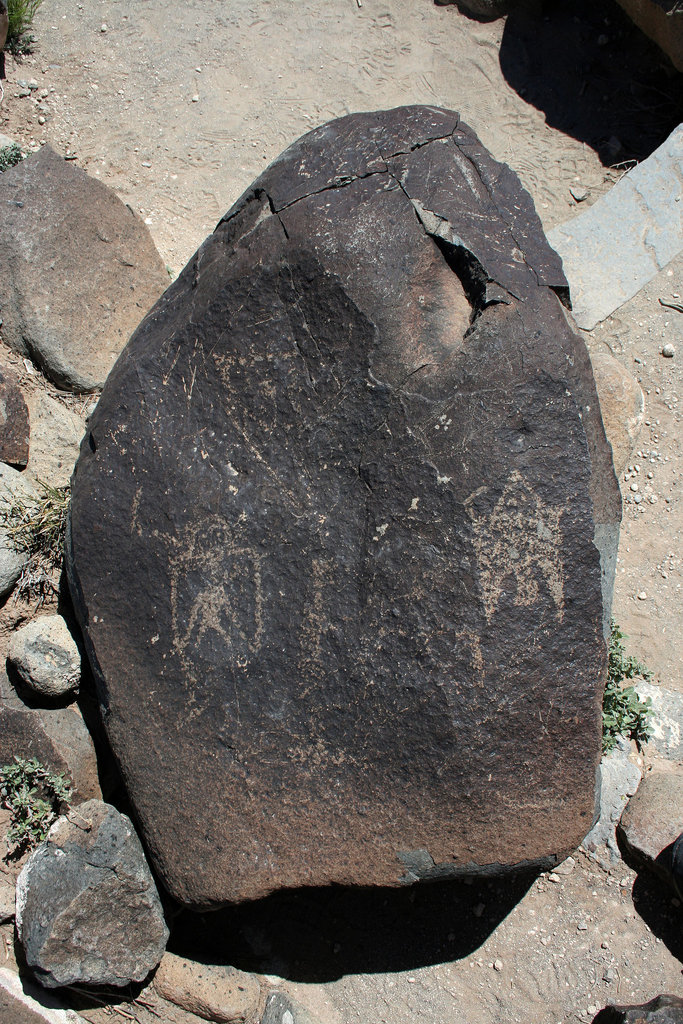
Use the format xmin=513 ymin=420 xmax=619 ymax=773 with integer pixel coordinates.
xmin=27 ymin=79 xmax=38 ymax=90
xmin=554 ymin=855 xmax=576 ymax=876
xmin=493 ymin=959 xmax=504 ymax=972
xmin=39 ymin=88 xmax=49 ymax=99
xmin=548 ymin=872 xmax=561 ymax=883
xmin=191 ymin=94 xmax=200 ymax=102
xmin=601 ymin=941 xmax=609 ymax=949
xmin=603 ymin=968 xmax=616 ymax=982
xmin=637 ymin=591 xmax=647 ymax=600
xmin=8 ymin=615 xmax=81 ymax=698
xmin=141 ymin=161 xmax=152 ymax=168
xmin=630 ymin=482 xmax=639 ymax=492
xmin=100 ymin=23 xmax=107 ymax=31
xmin=577 ymin=920 xmax=588 ymax=931
xmin=16 ymin=800 xmax=168 ymax=988
xmin=662 ymin=344 xmax=675 ymax=358
xmin=633 ymin=494 xmax=642 ymax=504
xmin=570 ymin=186 xmax=589 ymax=202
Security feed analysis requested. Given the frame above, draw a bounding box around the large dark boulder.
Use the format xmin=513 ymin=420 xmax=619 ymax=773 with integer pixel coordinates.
xmin=67 ymin=106 xmax=620 ymax=907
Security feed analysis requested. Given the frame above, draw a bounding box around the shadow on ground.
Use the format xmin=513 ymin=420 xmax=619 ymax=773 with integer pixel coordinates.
xmin=168 ymin=869 xmax=538 ymax=982
xmin=499 ymin=0 xmax=683 ymax=164
xmin=631 ymin=871 xmax=683 ymax=965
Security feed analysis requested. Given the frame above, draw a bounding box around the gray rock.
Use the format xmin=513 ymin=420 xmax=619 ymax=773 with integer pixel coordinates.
xmin=591 ymin=995 xmax=683 ymax=1023
xmin=0 ymin=145 xmax=169 ymax=392
xmin=0 ymin=464 xmax=38 ymax=599
xmin=0 ymin=967 xmax=82 ymax=1024
xmin=636 ymin=682 xmax=683 ymax=760
xmin=261 ymin=993 xmax=321 ymax=1024
xmin=548 ymin=125 xmax=683 ymax=330
xmin=24 ymin=393 xmax=85 ymax=489
xmin=16 ymin=800 xmax=168 ymax=989
xmin=583 ymin=739 xmax=642 ymax=865
xmin=0 ymin=670 xmax=100 ymax=804
xmin=0 ymin=362 xmax=30 ymax=468
xmin=617 ymin=770 xmax=683 ymax=886
xmin=8 ymin=616 xmax=81 ymax=699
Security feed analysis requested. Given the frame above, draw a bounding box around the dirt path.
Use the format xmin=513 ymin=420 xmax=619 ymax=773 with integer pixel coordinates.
xmin=1 ymin=1 xmax=682 ymax=1022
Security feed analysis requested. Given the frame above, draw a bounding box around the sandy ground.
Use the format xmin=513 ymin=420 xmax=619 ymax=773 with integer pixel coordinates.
xmin=1 ymin=1 xmax=682 ymax=1022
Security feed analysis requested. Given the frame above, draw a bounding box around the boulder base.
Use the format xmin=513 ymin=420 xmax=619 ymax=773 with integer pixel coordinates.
xmin=68 ymin=106 xmax=619 ymax=906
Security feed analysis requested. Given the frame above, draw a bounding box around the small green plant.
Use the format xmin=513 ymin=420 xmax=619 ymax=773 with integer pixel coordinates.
xmin=5 ymin=0 xmax=43 ymax=53
xmin=0 ymin=481 xmax=70 ymax=601
xmin=0 ymin=143 xmax=23 ymax=173
xmin=602 ymin=620 xmax=653 ymax=753
xmin=0 ymin=757 xmax=72 ymax=857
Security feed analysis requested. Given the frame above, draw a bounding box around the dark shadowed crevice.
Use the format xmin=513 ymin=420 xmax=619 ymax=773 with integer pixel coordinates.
xmin=431 ymin=235 xmax=489 ymax=319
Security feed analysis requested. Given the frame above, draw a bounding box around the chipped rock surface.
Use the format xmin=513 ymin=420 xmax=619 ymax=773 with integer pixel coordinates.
xmin=16 ymin=800 xmax=168 ymax=989
xmin=0 ymin=145 xmax=169 ymax=391
xmin=548 ymin=125 xmax=683 ymax=329
xmin=592 ymin=995 xmax=683 ymax=1024
xmin=589 ymin=349 xmax=644 ymax=476
xmin=8 ymin=616 xmax=81 ymax=699
xmin=0 ymin=362 xmax=30 ymax=468
xmin=67 ymin=105 xmax=620 ymax=906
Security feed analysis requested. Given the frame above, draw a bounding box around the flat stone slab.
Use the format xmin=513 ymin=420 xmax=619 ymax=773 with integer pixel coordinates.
xmin=548 ymin=125 xmax=683 ymax=330
xmin=68 ymin=105 xmax=619 ymax=907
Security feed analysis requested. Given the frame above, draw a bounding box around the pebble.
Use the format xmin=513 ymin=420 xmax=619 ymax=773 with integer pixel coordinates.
xmin=570 ymin=186 xmax=589 ymax=202
xmin=633 ymin=494 xmax=642 ymax=504
xmin=191 ymin=94 xmax=200 ymax=102
xmin=662 ymin=344 xmax=675 ymax=358
xmin=603 ymin=968 xmax=616 ymax=983
xmin=27 ymin=79 xmax=38 ymax=90
xmin=548 ymin=872 xmax=561 ymax=883
xmin=101 ymin=23 xmax=107 ymax=32
xmin=493 ymin=959 xmax=503 ymax=972
xmin=630 ymin=483 xmax=638 ymax=492
xmin=38 ymin=116 xmax=46 ymax=125
xmin=637 ymin=591 xmax=647 ymax=600
xmin=40 ymin=88 xmax=49 ymax=99
xmin=141 ymin=160 xmax=151 ymax=168
xmin=577 ymin=920 xmax=588 ymax=931
xmin=601 ymin=941 xmax=609 ymax=949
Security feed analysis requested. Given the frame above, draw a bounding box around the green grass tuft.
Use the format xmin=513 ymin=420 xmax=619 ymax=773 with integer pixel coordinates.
xmin=5 ymin=0 xmax=43 ymax=52
xmin=0 ymin=757 xmax=72 ymax=858
xmin=0 ymin=143 xmax=23 ymax=173
xmin=0 ymin=481 xmax=69 ymax=602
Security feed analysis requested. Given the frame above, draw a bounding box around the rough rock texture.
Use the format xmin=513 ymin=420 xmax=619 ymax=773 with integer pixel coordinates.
xmin=636 ymin=683 xmax=683 ymax=761
xmin=593 ymin=996 xmax=683 ymax=1024
xmin=582 ymin=739 xmax=642 ymax=868
xmin=548 ymin=125 xmax=683 ymax=330
xmin=0 ymin=363 xmax=30 ymax=468
xmin=0 ymin=670 xmax=100 ymax=803
xmin=589 ymin=350 xmax=644 ymax=477
xmin=0 ymin=967 xmax=82 ymax=1024
xmin=67 ymin=106 xmax=620 ymax=906
xmin=153 ymin=953 xmax=261 ymax=1023
xmin=615 ymin=0 xmax=683 ymax=71
xmin=617 ymin=770 xmax=683 ymax=886
xmin=0 ymin=463 xmax=37 ymax=599
xmin=0 ymin=145 xmax=169 ymax=391
xmin=8 ymin=616 xmax=81 ymax=699
xmin=24 ymin=393 xmax=86 ymax=489
xmin=16 ymin=800 xmax=168 ymax=989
